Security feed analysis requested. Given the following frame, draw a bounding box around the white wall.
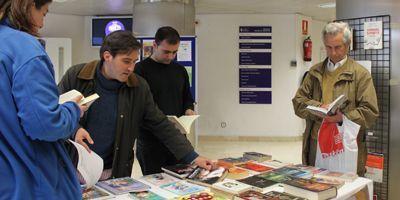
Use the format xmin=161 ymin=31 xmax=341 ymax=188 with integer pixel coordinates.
xmin=40 ymin=13 xmax=99 ymax=66
xmin=196 ymin=14 xmax=326 ymax=137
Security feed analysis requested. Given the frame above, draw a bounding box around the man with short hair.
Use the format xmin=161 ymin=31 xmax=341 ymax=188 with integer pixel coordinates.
xmin=134 ymin=26 xmax=195 ymax=175
xmin=58 ymin=30 xmax=213 ymax=179
xmin=292 ymin=22 xmax=379 ymax=176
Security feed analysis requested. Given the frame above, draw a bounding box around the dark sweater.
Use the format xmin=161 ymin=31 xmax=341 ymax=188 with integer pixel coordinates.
xmin=134 ymin=58 xmax=194 ymax=117
xmin=85 ymin=65 xmax=122 ymax=169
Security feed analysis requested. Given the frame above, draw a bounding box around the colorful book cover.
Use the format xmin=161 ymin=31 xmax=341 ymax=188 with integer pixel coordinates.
xmin=161 ymin=164 xmax=197 ymax=179
xmin=212 ymin=179 xmax=252 ymax=194
xmin=140 ymin=173 xmax=180 ymax=187
xmin=243 ymin=152 xmax=272 ymax=162
xmin=283 ymin=178 xmax=333 ymax=192
xmin=292 ymin=164 xmax=329 ymax=175
xmin=217 ymin=157 xmax=250 ymax=168
xmin=96 ymin=177 xmax=150 ymax=195
xmin=272 ymin=167 xmax=312 ymax=178
xmin=263 ymin=191 xmax=307 ymax=200
xmin=257 ymin=171 xmax=292 ymax=183
xmin=161 ymin=181 xmax=205 ymax=196
xmin=82 ymin=186 xmax=112 ymax=200
xmin=179 ymin=192 xmax=214 ymax=200
xmin=129 ymin=191 xmax=165 ymax=200
xmin=261 ymin=160 xmax=291 ymax=169
xmin=235 ymin=190 xmax=270 ymax=200
xmin=236 ymin=162 xmax=274 ymax=173
xmin=226 ymin=167 xmax=251 ymax=180
xmin=187 ymin=166 xmax=227 ymax=186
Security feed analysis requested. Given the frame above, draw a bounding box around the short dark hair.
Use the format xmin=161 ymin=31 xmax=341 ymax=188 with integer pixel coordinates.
xmin=99 ymin=30 xmax=142 ymax=62
xmin=154 ymin=26 xmax=180 ymax=45
xmin=0 ymin=0 xmax=52 ymax=36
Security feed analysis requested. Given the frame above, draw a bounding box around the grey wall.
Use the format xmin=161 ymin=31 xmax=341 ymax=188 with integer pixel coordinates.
xmin=337 ymin=0 xmax=400 ymax=199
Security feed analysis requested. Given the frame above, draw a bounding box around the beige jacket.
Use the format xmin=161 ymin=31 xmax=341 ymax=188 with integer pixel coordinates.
xmin=292 ymin=57 xmax=379 ymax=165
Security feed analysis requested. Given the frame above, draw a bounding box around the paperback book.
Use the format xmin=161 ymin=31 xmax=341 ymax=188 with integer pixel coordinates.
xmin=161 ymin=164 xmax=197 ymax=179
xmin=186 ymin=166 xmax=227 ymax=186
xmin=243 ymin=152 xmax=272 ymax=162
xmin=96 ymin=177 xmax=150 ymax=195
xmin=282 ymin=178 xmax=337 ymax=200
xmin=160 ymin=181 xmax=205 ymax=196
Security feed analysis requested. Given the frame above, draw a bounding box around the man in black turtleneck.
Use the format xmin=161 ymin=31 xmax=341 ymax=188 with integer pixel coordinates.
xmin=58 ymin=30 xmax=213 ymax=180
xmin=134 ymin=26 xmax=196 ymax=175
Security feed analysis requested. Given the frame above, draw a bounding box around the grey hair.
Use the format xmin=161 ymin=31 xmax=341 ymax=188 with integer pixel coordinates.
xmin=322 ymin=22 xmax=352 ymax=45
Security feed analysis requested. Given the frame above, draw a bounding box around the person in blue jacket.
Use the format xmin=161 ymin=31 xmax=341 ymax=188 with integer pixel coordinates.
xmin=0 ymin=0 xmax=87 ymax=199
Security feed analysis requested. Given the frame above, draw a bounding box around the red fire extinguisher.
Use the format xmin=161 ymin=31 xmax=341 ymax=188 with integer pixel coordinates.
xmin=303 ymin=36 xmax=312 ymax=61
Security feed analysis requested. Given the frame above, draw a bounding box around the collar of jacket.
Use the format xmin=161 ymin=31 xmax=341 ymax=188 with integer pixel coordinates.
xmin=77 ymin=60 xmax=139 ymax=87
xmin=309 ymin=57 xmax=355 ymax=83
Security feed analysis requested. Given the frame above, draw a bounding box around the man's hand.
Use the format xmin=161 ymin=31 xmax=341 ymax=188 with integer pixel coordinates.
xmin=71 ymin=95 xmax=88 ymax=118
xmin=325 ymin=110 xmax=343 ymax=123
xmin=193 ymin=156 xmax=215 ymax=171
xmin=75 ymin=128 xmax=94 ymax=153
xmin=185 ymin=109 xmax=196 ymax=116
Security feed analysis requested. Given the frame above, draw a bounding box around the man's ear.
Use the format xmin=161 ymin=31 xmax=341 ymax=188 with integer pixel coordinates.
xmin=103 ymin=51 xmax=112 ymax=62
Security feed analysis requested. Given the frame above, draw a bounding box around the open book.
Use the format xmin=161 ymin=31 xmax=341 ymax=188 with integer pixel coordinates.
xmin=167 ymin=115 xmax=200 ymax=134
xmin=69 ymin=140 xmax=103 ymax=188
xmin=306 ymin=95 xmax=347 ymax=118
xmin=59 ymin=89 xmax=99 ymax=107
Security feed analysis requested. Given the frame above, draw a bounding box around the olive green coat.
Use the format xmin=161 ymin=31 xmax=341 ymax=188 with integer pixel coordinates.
xmin=292 ymin=57 xmax=379 ymax=175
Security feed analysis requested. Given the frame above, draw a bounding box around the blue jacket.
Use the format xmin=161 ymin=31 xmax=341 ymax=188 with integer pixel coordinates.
xmin=0 ymin=19 xmax=81 ymax=199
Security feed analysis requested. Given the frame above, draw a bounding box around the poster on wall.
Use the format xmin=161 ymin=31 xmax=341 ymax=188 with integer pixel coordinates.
xmin=142 ymin=39 xmax=154 ymax=59
xmin=238 ymin=26 xmax=272 ymax=104
xmin=364 ymin=21 xmax=383 ymax=50
xmin=178 ymin=41 xmax=192 ymax=62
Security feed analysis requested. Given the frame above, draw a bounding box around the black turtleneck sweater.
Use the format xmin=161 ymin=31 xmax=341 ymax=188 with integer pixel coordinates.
xmin=85 ymin=65 xmax=122 ymax=169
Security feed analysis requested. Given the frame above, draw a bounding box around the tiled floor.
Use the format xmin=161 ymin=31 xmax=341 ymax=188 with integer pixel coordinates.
xmin=132 ymin=138 xmax=302 ymax=178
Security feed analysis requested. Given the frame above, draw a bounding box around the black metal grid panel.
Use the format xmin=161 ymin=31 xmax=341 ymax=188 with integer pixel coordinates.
xmin=338 ymin=15 xmax=391 ymax=200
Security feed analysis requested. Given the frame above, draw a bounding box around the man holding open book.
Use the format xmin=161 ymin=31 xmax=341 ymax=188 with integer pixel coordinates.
xmin=134 ymin=27 xmax=197 ymax=175
xmin=292 ymin=22 xmax=379 ymax=176
xmin=58 ymin=30 xmax=214 ymax=180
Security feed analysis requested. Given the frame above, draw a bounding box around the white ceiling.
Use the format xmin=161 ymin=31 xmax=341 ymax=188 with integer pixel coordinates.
xmin=49 ymin=0 xmax=336 ymax=21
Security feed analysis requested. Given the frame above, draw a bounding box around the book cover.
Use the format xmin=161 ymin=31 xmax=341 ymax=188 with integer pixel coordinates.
xmin=96 ymin=177 xmax=150 ymax=195
xmin=309 ymin=177 xmax=345 ymax=189
xmin=292 ymin=164 xmax=329 ymax=175
xmin=261 ymin=160 xmax=291 ymax=169
xmin=179 ymin=192 xmax=214 ymax=200
xmin=161 ymin=164 xmax=197 ymax=179
xmin=263 ymin=191 xmax=307 ymax=200
xmin=306 ymin=94 xmax=347 ymax=117
xmin=233 ymin=190 xmax=270 ymax=200
xmin=283 ymin=178 xmax=334 ymax=192
xmin=217 ymin=157 xmax=251 ymax=169
xmin=272 ymin=167 xmax=312 ymax=179
xmin=236 ymin=162 xmax=274 ymax=173
xmin=283 ymin=178 xmax=337 ymax=200
xmin=140 ymin=173 xmax=180 ymax=187
xmin=186 ymin=166 xmax=227 ymax=186
xmin=237 ymin=176 xmax=277 ymax=192
xmin=82 ymin=186 xmax=113 ymax=200
xmin=243 ymin=152 xmax=272 ymax=162
xmin=212 ymin=179 xmax=252 ymax=195
xmin=160 ymin=181 xmax=205 ymax=196
xmin=129 ymin=191 xmax=166 ymax=200
xmin=226 ymin=167 xmax=251 ymax=180
xmin=365 ymin=152 xmax=384 ymax=183
xmin=167 ymin=115 xmax=200 ymax=134
xmin=314 ymin=171 xmax=358 ymax=182
xmin=256 ymin=171 xmax=292 ymax=183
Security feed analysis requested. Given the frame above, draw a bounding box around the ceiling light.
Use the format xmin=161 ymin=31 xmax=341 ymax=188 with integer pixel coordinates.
xmin=318 ymin=2 xmax=336 ymax=8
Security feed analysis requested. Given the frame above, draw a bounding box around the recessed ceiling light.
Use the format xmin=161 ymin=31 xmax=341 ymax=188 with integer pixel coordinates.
xmin=318 ymin=2 xmax=336 ymax=8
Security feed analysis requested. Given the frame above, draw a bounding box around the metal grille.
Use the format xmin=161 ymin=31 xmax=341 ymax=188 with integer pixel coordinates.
xmin=338 ymin=15 xmax=391 ymax=200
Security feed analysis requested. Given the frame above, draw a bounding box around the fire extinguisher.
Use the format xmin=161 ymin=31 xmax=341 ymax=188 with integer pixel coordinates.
xmin=303 ymin=36 xmax=312 ymax=61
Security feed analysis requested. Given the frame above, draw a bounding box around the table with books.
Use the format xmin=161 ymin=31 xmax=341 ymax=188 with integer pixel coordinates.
xmin=83 ymin=152 xmax=373 ymax=200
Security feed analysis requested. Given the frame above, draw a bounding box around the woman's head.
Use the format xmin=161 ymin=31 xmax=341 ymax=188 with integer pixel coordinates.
xmin=0 ymin=0 xmax=52 ymax=36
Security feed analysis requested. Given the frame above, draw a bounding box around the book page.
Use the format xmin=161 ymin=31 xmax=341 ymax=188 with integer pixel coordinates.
xmin=59 ymin=89 xmax=82 ymax=104
xmin=69 ymin=140 xmax=103 ymax=188
xmin=167 ymin=115 xmax=200 ymax=134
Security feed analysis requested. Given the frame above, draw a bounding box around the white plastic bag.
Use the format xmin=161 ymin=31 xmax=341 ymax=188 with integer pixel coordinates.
xmin=315 ymin=116 xmax=360 ymax=173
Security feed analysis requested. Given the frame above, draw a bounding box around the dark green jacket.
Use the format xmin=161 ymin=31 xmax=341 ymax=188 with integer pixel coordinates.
xmin=58 ymin=60 xmax=194 ymax=178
